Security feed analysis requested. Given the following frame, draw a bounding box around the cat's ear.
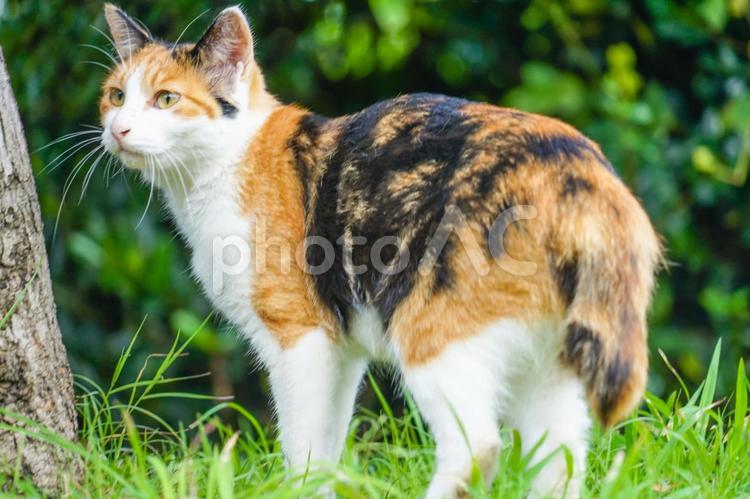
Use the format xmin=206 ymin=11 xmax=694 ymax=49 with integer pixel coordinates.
xmin=191 ymin=6 xmax=254 ymax=79
xmin=104 ymin=4 xmax=152 ymax=59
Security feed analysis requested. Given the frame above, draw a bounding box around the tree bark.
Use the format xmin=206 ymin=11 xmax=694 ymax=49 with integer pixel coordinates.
xmin=0 ymin=47 xmax=80 ymax=491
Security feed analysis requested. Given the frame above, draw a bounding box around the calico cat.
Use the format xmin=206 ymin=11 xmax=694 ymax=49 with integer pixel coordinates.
xmin=99 ymin=4 xmax=661 ymax=497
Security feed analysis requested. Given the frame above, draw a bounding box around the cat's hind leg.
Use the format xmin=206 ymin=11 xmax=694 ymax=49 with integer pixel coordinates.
xmin=504 ymin=357 xmax=591 ymax=498
xmin=399 ymin=319 xmax=526 ymax=499
xmin=329 ymin=346 xmax=368 ymax=463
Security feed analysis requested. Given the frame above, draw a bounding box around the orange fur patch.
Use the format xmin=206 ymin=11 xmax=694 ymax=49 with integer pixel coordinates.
xmin=239 ymin=106 xmax=337 ymax=348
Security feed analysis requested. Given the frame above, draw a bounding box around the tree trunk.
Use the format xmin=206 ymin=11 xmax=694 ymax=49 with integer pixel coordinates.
xmin=0 ymin=47 xmax=80 ymax=492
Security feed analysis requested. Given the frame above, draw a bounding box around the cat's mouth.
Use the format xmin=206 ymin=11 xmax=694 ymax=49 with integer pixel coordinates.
xmin=119 ymin=147 xmax=142 ymax=158
xmin=111 ymin=141 xmax=141 ymax=156
xmin=115 ymin=147 xmax=148 ymax=170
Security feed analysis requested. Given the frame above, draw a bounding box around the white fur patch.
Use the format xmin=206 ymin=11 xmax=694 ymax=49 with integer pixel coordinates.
xmin=348 ymin=305 xmax=392 ymax=361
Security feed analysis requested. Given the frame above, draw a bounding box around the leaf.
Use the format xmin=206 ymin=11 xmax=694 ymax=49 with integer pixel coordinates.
xmin=368 ymin=0 xmax=411 ymax=34
xmin=503 ymin=62 xmax=587 ymax=117
xmin=734 ymin=358 xmax=748 ymax=430
xmin=697 ymin=0 xmax=729 ymax=31
xmin=698 ymin=339 xmax=722 ymax=437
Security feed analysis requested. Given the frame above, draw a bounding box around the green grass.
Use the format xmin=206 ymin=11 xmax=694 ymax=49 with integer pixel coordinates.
xmin=1 ymin=326 xmax=748 ymax=498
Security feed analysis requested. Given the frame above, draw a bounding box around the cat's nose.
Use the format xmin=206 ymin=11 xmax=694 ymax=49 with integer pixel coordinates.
xmin=111 ymin=123 xmax=131 ymax=140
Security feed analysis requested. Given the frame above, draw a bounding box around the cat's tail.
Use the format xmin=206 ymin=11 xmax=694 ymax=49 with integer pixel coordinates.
xmin=555 ymin=185 xmax=662 ymax=428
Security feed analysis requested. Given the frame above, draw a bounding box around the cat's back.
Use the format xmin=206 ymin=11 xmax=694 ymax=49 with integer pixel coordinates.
xmin=308 ymin=92 xmax=618 ymax=226
xmin=279 ymin=93 xmax=654 ymax=328
xmin=303 ymin=92 xmax=627 ymax=253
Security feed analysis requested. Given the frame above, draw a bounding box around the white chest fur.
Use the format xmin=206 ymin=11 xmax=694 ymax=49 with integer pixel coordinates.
xmin=166 ymin=168 xmax=262 ymax=335
xmin=176 ymin=171 xmax=247 ymax=308
xmin=164 ymin=169 xmax=283 ymax=365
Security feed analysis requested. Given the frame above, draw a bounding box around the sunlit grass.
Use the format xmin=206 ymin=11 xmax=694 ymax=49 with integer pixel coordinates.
xmin=1 ymin=324 xmax=748 ymax=498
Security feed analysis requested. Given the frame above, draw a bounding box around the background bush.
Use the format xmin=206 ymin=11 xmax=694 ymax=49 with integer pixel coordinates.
xmin=1 ymin=0 xmax=748 ymax=424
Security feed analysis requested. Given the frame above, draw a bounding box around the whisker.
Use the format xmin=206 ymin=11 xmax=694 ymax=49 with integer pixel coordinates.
xmin=79 ymin=60 xmax=112 ymax=72
xmin=40 ymin=137 xmax=101 ymax=174
xmin=118 ymin=162 xmax=132 ymax=195
xmin=171 ymin=9 xmax=210 ymax=50
xmin=111 ymin=158 xmax=125 ymax=182
xmin=173 ymin=156 xmax=191 ymax=192
xmin=164 ymin=151 xmax=193 ymax=221
xmin=190 ymin=147 xmax=209 ymax=171
xmin=131 ymin=15 xmax=154 ymax=39
xmin=42 ymin=138 xmax=101 ymax=173
xmin=180 ymin=151 xmax=200 ymax=186
xmin=33 ymin=129 xmax=100 ymax=154
xmin=61 ymin=145 xmax=103 ymax=198
xmin=90 ymin=24 xmax=117 ymax=53
xmin=80 ymin=43 xmax=119 ymax=66
xmin=153 ymin=153 xmax=170 ymax=191
xmin=137 ymin=156 xmax=157 ymax=229
xmin=79 ymin=149 xmax=109 ymax=203
xmin=165 ymin=158 xmax=181 ymax=194
xmin=53 ymin=144 xmax=104 ymax=241
xmin=174 ymin=156 xmax=194 ymax=200
xmin=104 ymin=154 xmax=116 ymax=187
xmin=157 ymin=159 xmax=178 ymax=217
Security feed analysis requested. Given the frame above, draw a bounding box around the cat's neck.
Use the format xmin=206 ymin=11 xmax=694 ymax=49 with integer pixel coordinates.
xmin=152 ymin=104 xmax=275 ymax=241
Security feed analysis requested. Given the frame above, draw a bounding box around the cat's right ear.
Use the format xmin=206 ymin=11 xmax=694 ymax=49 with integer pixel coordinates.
xmin=104 ymin=4 xmax=152 ymax=59
xmin=191 ymin=7 xmax=254 ymax=77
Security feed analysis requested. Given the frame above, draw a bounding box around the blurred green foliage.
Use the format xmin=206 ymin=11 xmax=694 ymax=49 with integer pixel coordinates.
xmin=0 ymin=0 xmax=749 ymax=422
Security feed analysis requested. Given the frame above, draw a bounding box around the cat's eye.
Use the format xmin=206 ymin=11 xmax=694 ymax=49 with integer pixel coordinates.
xmin=155 ymin=91 xmax=181 ymax=109
xmin=109 ymin=88 xmax=125 ymax=106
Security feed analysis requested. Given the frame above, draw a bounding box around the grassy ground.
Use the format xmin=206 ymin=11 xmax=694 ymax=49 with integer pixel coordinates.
xmin=1 ymin=325 xmax=749 ymax=498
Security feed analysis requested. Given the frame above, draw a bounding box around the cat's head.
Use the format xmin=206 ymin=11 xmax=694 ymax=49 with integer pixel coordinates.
xmin=100 ymin=4 xmax=276 ymax=174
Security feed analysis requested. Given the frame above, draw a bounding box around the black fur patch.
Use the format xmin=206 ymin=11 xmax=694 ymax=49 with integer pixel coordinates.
xmin=524 ymin=134 xmax=610 ymax=169
xmin=563 ymin=322 xmax=602 ymax=380
xmin=563 ymin=321 xmax=634 ymax=423
xmin=215 ymin=97 xmax=238 ymax=118
xmin=553 ymin=257 xmax=579 ymax=307
xmin=304 ymin=94 xmax=485 ymax=326
xmin=598 ymin=353 xmax=632 ymax=418
xmin=288 ymin=113 xmax=328 ymax=212
xmin=561 ymin=174 xmax=593 ymax=197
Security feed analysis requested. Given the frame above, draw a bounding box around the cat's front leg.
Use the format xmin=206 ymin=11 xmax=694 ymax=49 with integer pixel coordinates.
xmin=266 ymin=328 xmax=364 ymax=471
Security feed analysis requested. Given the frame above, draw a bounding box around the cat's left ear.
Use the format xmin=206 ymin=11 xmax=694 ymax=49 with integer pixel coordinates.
xmin=191 ymin=6 xmax=254 ymax=80
xmin=104 ymin=4 xmax=152 ymax=59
